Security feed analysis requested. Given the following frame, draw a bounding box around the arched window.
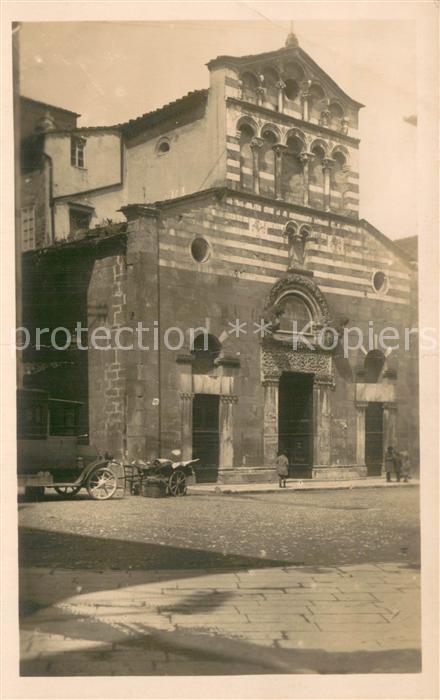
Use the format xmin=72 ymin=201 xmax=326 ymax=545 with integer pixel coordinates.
xmin=259 ymin=129 xmax=277 ymax=197
xmin=277 ymin=294 xmax=313 ymax=333
xmin=309 ymin=84 xmax=325 ymax=122
xmin=281 ymin=135 xmax=304 ymax=204
xmin=262 ymin=68 xmax=278 ymax=111
xmin=284 ymin=79 xmax=300 ymax=102
xmin=284 ymin=61 xmax=305 ymax=84
xmin=309 ymin=145 xmax=325 ymax=208
xmin=329 ymin=102 xmax=344 ymax=131
xmin=191 ymin=334 xmax=221 ymax=375
xmin=364 ymin=350 xmax=386 ymax=383
xmin=241 ymin=72 xmax=259 ymax=104
xmin=238 ymin=123 xmax=255 ymax=192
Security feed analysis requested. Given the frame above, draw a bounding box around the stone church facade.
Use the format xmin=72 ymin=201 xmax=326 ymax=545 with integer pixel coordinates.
xmin=20 ymin=32 xmax=419 ymax=482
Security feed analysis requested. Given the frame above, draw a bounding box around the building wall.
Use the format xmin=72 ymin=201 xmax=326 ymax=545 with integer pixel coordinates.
xmin=150 ymin=192 xmax=417 ymax=474
xmin=53 ymin=187 xmax=127 ymax=241
xmin=20 ymin=97 xmax=78 ymax=141
xmin=45 ymin=131 xmax=122 ymax=199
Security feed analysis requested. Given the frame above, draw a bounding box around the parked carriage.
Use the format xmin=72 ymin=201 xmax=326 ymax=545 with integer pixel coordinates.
xmin=17 ymin=388 xmax=196 ymax=500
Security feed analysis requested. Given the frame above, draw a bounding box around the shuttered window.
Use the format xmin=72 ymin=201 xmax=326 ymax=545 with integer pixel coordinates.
xmin=21 ymin=206 xmax=35 ymax=251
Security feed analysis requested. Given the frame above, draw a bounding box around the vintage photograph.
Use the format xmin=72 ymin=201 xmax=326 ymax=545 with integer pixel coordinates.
xmin=11 ymin=15 xmax=427 ymax=681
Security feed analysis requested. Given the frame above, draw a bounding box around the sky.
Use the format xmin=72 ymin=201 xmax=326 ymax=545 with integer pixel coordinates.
xmin=18 ymin=20 xmax=417 ymax=241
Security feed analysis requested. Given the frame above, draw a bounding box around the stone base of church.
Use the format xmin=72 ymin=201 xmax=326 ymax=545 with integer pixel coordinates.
xmin=213 ymin=464 xmax=368 ymax=484
xmin=311 ymin=465 xmax=368 ymax=480
xmin=217 ymin=468 xmax=278 ymax=484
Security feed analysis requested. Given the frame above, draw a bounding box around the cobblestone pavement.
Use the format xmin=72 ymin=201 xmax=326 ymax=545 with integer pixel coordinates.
xmin=20 ymin=563 xmax=420 ymax=675
xmin=18 ymin=487 xmax=420 ymax=568
xmin=18 ymin=488 xmax=421 ymax=675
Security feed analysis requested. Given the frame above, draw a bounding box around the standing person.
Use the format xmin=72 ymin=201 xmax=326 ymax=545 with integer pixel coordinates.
xmin=400 ymin=450 xmax=411 ymax=482
xmin=275 ymin=450 xmax=289 ymax=488
xmin=384 ymin=446 xmax=396 ymax=483
xmin=394 ymin=450 xmax=402 ymax=482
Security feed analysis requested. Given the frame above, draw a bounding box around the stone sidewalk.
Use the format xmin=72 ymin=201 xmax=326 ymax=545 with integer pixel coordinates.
xmin=20 ymin=562 xmax=421 ymax=675
xmin=188 ymin=478 xmax=418 ymax=495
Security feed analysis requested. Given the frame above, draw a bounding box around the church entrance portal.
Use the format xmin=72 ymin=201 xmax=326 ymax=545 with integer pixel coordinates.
xmin=278 ymin=372 xmax=314 ymax=478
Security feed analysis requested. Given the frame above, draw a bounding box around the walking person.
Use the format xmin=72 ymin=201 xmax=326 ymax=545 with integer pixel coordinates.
xmin=275 ymin=450 xmax=289 ymax=488
xmin=384 ymin=446 xmax=396 ymax=483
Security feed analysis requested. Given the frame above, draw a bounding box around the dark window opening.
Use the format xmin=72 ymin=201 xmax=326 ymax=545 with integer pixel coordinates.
xmin=373 ymin=271 xmax=388 ymax=293
xmin=69 ymin=208 xmax=92 ymax=235
xmin=157 ymin=140 xmax=170 ymax=154
xmin=49 ymin=400 xmax=81 ymax=436
xmin=364 ymin=351 xmax=386 ymax=383
xmin=191 ymin=333 xmax=221 ymax=374
xmin=191 ymin=237 xmax=210 ymax=263
xmin=284 ymin=79 xmax=300 ymax=101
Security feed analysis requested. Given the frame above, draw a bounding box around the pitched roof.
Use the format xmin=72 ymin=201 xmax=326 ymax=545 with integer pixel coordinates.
xmin=207 ymin=45 xmax=364 ymax=109
xmin=20 ymin=95 xmax=81 ymax=117
xmin=118 ymin=89 xmax=208 ymax=134
xmin=36 ymin=89 xmax=209 ymax=137
xmin=360 ymin=220 xmax=416 ymax=266
xmin=394 ymin=235 xmax=418 ymax=261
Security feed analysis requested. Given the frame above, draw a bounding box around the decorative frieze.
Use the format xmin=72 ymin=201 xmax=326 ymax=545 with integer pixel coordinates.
xmin=261 ymin=345 xmax=333 ymax=382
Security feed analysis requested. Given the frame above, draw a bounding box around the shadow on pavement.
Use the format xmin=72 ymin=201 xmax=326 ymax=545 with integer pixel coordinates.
xmin=20 ymin=608 xmax=422 ymax=676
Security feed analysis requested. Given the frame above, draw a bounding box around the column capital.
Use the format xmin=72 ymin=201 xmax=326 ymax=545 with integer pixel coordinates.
xmin=180 ymin=392 xmax=195 ymax=400
xmin=262 ymin=377 xmax=279 ymax=387
xmin=219 ymin=394 xmax=238 ymax=404
xmin=355 ymin=400 xmax=368 ymax=409
xmin=300 ymin=150 xmax=314 ymax=163
xmin=383 ymin=401 xmax=397 ymax=412
xmin=319 ymin=109 xmax=332 ymax=127
xmin=272 ymin=142 xmax=287 ymax=156
xmin=322 ymin=157 xmax=335 ymax=171
xmin=314 ymin=375 xmax=336 ymax=390
xmin=276 ymin=79 xmax=286 ymax=90
xmin=250 ymin=136 xmax=264 ymax=150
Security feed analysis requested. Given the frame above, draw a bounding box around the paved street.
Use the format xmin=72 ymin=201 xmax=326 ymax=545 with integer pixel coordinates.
xmin=18 ymin=487 xmax=421 ymax=675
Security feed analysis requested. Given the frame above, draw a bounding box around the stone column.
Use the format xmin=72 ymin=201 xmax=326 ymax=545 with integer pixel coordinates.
xmin=219 ymin=395 xmax=237 ymax=470
xmin=300 ymin=81 xmax=311 ymax=121
xmin=256 ymin=85 xmax=265 ymax=107
xmin=300 ymin=151 xmax=313 ymax=207
xmin=355 ymin=401 xmax=368 ymax=467
xmin=312 ymin=378 xmax=332 ymax=472
xmin=322 ymin=158 xmax=335 ymax=212
xmin=319 ymin=109 xmax=331 ymax=128
xmin=250 ymin=137 xmax=264 ymax=196
xmin=180 ymin=392 xmax=194 ymax=461
xmin=263 ymin=379 xmax=279 ymax=466
xmin=272 ymin=144 xmax=287 ymax=200
xmin=276 ymin=79 xmax=286 ymax=113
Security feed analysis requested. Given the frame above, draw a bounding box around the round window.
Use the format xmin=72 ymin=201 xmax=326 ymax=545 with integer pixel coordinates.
xmin=157 ymin=140 xmax=170 ymax=154
xmin=191 ymin=237 xmax=210 ymax=263
xmin=372 ymin=271 xmax=388 ymax=294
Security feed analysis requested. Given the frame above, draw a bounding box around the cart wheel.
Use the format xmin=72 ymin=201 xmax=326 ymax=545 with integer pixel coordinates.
xmin=168 ymin=469 xmax=187 ymax=497
xmin=86 ymin=465 xmax=117 ymax=500
xmin=54 ymin=485 xmax=81 ymax=497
